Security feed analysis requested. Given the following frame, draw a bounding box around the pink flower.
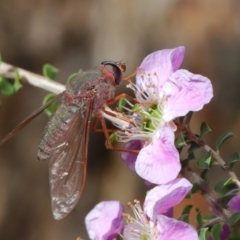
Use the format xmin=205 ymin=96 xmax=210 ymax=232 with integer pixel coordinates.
xmin=85 ymin=178 xmax=198 ymax=240
xmin=116 ymin=47 xmax=213 ymax=184
xmin=228 ymin=195 xmax=240 ymax=212
xmin=85 ymin=201 xmax=124 ymax=240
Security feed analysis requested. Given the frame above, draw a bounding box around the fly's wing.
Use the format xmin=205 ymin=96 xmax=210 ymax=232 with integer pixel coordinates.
xmin=49 ymin=100 xmax=93 ymax=220
xmin=0 ymin=92 xmax=64 ymax=145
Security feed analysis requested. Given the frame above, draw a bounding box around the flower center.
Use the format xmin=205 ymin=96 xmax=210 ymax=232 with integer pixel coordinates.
xmin=121 ymin=200 xmax=158 ymax=240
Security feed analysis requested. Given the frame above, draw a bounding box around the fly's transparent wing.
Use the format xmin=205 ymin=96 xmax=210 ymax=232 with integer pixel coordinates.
xmin=49 ymin=100 xmax=93 ymax=220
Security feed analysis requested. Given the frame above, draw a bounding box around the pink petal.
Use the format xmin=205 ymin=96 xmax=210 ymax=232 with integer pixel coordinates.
xmin=156 ymin=215 xmax=198 ymax=240
xmin=136 ymin=46 xmax=185 ymax=88
xmin=143 ymin=178 xmax=192 ymax=220
xmin=85 ymin=201 xmax=124 ymax=240
xmin=121 ymin=140 xmax=143 ymax=171
xmin=135 ymin=126 xmax=181 ymax=184
xmin=162 ymin=69 xmax=213 ymax=122
xmin=228 ymin=195 xmax=240 ymax=212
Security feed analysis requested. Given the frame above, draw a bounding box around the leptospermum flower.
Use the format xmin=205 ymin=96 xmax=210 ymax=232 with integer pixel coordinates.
xmin=114 ymin=47 xmax=213 ymax=184
xmin=85 ymin=178 xmax=198 ymax=240
xmin=85 ymin=201 xmax=124 ymax=240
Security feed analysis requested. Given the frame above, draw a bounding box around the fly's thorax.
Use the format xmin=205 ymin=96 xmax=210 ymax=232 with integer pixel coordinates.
xmin=66 ymin=68 xmax=101 ymax=97
xmin=65 ymin=67 xmax=116 ymax=109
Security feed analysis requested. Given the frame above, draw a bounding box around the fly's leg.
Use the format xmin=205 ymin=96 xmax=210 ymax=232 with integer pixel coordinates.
xmin=92 ymin=117 xmax=118 ymax=133
xmin=106 ymin=93 xmax=139 ymax=105
xmin=122 ymin=68 xmax=138 ymax=81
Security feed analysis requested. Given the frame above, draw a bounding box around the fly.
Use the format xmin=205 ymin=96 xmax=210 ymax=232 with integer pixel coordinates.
xmin=0 ymin=61 xmax=126 ymax=220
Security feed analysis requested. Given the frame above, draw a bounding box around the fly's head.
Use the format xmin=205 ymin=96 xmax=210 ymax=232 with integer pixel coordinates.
xmin=100 ymin=61 xmax=126 ymax=86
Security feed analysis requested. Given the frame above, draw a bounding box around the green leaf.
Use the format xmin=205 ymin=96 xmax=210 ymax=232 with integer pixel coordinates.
xmin=198 ymin=228 xmax=209 ymax=240
xmin=188 ymin=141 xmax=200 ymax=154
xmin=200 ymin=169 xmax=208 ymax=180
xmin=42 ymin=93 xmax=58 ymax=117
xmin=211 ymin=223 xmax=221 ymax=240
xmin=214 ymin=178 xmax=233 ymax=195
xmin=197 ymin=150 xmax=212 ymax=169
xmin=0 ymin=54 xmax=2 ymax=64
xmin=66 ymin=69 xmax=82 ymax=84
xmin=202 ymin=214 xmax=215 ymax=221
xmin=13 ymin=69 xmax=22 ymax=92
xmin=228 ymin=212 xmax=240 ymax=227
xmin=196 ymin=208 xmax=203 ymax=225
xmin=226 ymin=151 xmax=240 ymax=168
xmin=0 ymin=77 xmax=15 ymax=96
xmin=222 ymin=192 xmax=238 ymax=206
xmin=216 ymin=132 xmax=234 ymax=150
xmin=118 ymin=98 xmax=127 ymax=112
xmin=200 ymin=122 xmax=212 ymax=140
xmin=180 ymin=205 xmax=192 ymax=223
xmin=229 ymin=229 xmax=240 ymax=239
xmin=182 ymin=152 xmax=196 ymax=167
xmin=43 ymin=64 xmax=59 ymax=80
xmin=181 ymin=159 xmax=190 ymax=168
xmin=191 ymin=183 xmax=201 ymax=194
xmin=175 ymin=133 xmax=187 ymax=148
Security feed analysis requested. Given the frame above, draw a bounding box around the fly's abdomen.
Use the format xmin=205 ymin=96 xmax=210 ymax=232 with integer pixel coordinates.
xmin=37 ymin=103 xmax=79 ymax=160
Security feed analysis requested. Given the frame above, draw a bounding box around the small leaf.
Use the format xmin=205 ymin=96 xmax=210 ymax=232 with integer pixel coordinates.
xmin=214 ymin=178 xmax=234 ymax=195
xmin=200 ymin=122 xmax=212 ymax=140
xmin=42 ymin=93 xmax=58 ymax=117
xmin=214 ymin=180 xmax=224 ymax=194
xmin=196 ymin=208 xmax=203 ymax=225
xmin=175 ymin=133 xmax=187 ymax=148
xmin=180 ymin=205 xmax=192 ymax=223
xmin=226 ymin=151 xmax=240 ymax=168
xmin=197 ymin=150 xmax=212 ymax=169
xmin=182 ymin=205 xmax=193 ymax=215
xmin=66 ymin=69 xmax=82 ymax=84
xmin=43 ymin=64 xmax=59 ymax=80
xmin=222 ymin=192 xmax=238 ymax=206
xmin=228 ymin=212 xmax=240 ymax=227
xmin=202 ymin=215 xmax=215 ymax=221
xmin=188 ymin=141 xmax=200 ymax=154
xmin=229 ymin=229 xmax=240 ymax=239
xmin=13 ymin=69 xmax=22 ymax=92
xmin=211 ymin=223 xmax=221 ymax=240
xmin=0 ymin=78 xmax=15 ymax=96
xmin=199 ymin=228 xmax=209 ymax=240
xmin=191 ymin=183 xmax=201 ymax=194
xmin=181 ymin=159 xmax=190 ymax=168
xmin=216 ymin=132 xmax=234 ymax=150
xmin=118 ymin=98 xmax=127 ymax=112
xmin=200 ymin=169 xmax=208 ymax=180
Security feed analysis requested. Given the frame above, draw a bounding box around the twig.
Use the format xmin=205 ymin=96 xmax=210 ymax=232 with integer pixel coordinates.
xmin=181 ymin=168 xmax=232 ymax=222
xmin=204 ymin=144 xmax=240 ymax=189
xmin=185 ymin=126 xmax=240 ymax=190
xmin=0 ymin=62 xmax=66 ymax=94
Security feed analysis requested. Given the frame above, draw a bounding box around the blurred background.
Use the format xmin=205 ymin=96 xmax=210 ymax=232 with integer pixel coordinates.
xmin=0 ymin=0 xmax=240 ymax=239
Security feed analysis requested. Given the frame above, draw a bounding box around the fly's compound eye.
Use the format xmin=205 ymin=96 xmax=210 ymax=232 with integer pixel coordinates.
xmin=101 ymin=61 xmax=124 ymax=85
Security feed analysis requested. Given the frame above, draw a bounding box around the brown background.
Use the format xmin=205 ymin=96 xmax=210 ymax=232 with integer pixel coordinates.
xmin=1 ymin=1 xmax=240 ymax=239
